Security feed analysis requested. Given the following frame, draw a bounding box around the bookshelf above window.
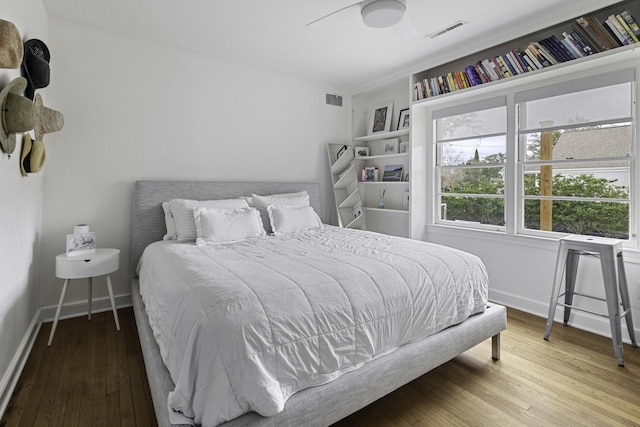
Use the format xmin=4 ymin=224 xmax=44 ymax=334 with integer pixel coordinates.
xmin=412 ymin=0 xmax=640 ymax=102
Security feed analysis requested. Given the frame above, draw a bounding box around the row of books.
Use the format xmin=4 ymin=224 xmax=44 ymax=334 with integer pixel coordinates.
xmin=414 ymin=9 xmax=640 ymax=100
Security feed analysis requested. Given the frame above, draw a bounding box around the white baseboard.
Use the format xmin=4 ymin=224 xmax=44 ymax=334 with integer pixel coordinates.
xmin=490 ymin=289 xmax=639 ymax=345
xmin=0 ymin=308 xmax=42 ymax=420
xmin=40 ymin=293 xmax=132 ymax=322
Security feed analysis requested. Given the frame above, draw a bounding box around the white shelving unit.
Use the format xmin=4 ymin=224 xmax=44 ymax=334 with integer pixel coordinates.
xmin=348 ymin=77 xmax=412 ymax=238
xmin=328 ymin=144 xmax=365 ymax=229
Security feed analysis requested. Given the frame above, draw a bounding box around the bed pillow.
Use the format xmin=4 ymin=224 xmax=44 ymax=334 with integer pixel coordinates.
xmin=251 ymin=191 xmax=310 ymax=234
xmin=267 ymin=204 xmax=323 ymax=235
xmin=194 ymin=207 xmax=266 ymax=245
xmin=161 ymin=202 xmax=176 ymax=240
xmin=168 ymin=198 xmax=250 ymax=242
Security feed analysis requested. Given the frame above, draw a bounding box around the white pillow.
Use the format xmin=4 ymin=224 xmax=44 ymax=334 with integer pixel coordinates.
xmin=194 ymin=207 xmax=266 ymax=245
xmin=252 ymin=191 xmax=310 ymax=234
xmin=267 ymin=205 xmax=323 ymax=235
xmin=161 ymin=202 xmax=176 ymax=240
xmin=168 ymin=198 xmax=249 ymax=242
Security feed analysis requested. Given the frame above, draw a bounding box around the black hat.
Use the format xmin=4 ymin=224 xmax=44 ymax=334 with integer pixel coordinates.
xmin=21 ymin=39 xmax=50 ymax=100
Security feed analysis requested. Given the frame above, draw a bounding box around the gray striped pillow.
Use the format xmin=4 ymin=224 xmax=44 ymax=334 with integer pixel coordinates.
xmin=168 ymin=198 xmax=249 ymax=242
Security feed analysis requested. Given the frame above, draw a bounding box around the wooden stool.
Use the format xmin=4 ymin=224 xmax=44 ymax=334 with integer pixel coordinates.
xmin=544 ymin=235 xmax=637 ymax=366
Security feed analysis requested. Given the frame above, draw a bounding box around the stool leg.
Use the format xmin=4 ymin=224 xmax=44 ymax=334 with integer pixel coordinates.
xmin=600 ymin=247 xmax=624 ymax=366
xmin=616 ymin=253 xmax=637 ymax=347
xmin=48 ymin=279 xmax=70 ymax=346
xmin=564 ymin=250 xmax=579 ymax=325
xmin=106 ymin=274 xmax=120 ymax=331
xmin=545 ymin=241 xmax=568 ymax=340
xmin=88 ymin=277 xmax=93 ymax=320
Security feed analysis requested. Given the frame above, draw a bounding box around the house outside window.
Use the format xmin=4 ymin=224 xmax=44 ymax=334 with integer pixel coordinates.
xmin=433 ymin=69 xmax=635 ymax=241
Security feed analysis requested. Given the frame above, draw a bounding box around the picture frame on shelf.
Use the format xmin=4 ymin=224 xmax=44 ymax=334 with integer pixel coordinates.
xmin=402 ymin=191 xmax=410 ymax=210
xmin=397 ymin=108 xmax=410 ymax=130
xmin=384 ymin=140 xmax=399 ymax=155
xmin=399 ymin=141 xmax=409 ymax=154
xmin=368 ymin=99 xmax=394 ymax=135
xmin=382 ymin=164 xmax=404 ymax=182
xmin=355 ymin=146 xmax=369 ymax=158
xmin=362 ymin=166 xmax=378 ymax=182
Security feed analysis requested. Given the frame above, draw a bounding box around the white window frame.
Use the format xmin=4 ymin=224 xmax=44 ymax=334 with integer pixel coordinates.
xmin=433 ymin=97 xmax=508 ymax=232
xmin=428 ymin=66 xmax=638 ymax=247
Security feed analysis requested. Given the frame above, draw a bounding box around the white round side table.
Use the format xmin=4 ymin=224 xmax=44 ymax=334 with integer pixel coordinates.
xmin=48 ymin=248 xmax=121 ymax=346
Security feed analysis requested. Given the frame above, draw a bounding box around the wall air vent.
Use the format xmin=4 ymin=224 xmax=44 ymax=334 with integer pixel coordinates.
xmin=326 ymin=93 xmax=343 ymax=107
xmin=427 ymin=20 xmax=466 ymax=39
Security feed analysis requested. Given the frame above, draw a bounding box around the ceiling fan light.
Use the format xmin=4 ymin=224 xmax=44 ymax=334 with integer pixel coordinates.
xmin=361 ymin=0 xmax=406 ymax=28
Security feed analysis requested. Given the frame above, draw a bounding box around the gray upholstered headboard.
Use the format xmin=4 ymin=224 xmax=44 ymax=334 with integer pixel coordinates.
xmin=131 ymin=181 xmax=321 ymax=275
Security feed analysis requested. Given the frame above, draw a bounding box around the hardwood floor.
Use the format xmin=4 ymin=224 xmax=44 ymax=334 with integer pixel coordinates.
xmin=2 ymin=307 xmax=639 ymax=426
xmin=1 ymin=308 xmax=156 ymax=427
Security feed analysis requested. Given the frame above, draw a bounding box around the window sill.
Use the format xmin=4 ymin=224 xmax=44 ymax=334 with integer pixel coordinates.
xmin=426 ymin=224 xmax=640 ymax=264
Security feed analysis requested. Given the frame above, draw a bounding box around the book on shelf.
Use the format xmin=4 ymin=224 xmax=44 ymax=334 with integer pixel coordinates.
xmin=608 ymin=14 xmax=636 ymax=44
xmin=616 ymin=14 xmax=639 ymax=43
xmin=508 ymin=49 xmax=527 ymax=73
xmin=560 ymin=37 xmax=584 ymax=58
xmin=620 ymin=10 xmax=640 ymax=37
xmin=562 ymin=31 xmax=592 ymax=56
xmin=592 ymin=15 xmax=624 ymax=48
xmin=575 ymin=17 xmax=609 ymax=51
xmin=571 ymin=22 xmax=603 ymax=53
xmin=604 ymin=16 xmax=630 ymax=45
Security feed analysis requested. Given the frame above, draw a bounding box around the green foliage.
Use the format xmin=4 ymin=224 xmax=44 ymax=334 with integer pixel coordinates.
xmin=443 ymin=169 xmax=629 ymax=238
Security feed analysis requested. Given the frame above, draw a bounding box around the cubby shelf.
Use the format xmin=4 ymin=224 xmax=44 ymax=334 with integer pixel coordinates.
xmin=338 ymin=188 xmax=361 ymax=209
xmin=353 ymin=129 xmax=410 ymax=142
xmin=411 ymin=0 xmax=640 ymax=103
xmin=364 ymin=207 xmax=409 ymax=214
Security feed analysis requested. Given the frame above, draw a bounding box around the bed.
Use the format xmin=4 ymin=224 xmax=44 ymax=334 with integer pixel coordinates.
xmin=130 ymin=180 xmax=507 ymax=427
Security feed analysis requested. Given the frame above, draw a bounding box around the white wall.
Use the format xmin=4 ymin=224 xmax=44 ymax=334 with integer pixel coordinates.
xmin=0 ymin=0 xmax=48 ymax=411
xmin=39 ymin=17 xmax=348 ymax=315
xmin=427 ymin=226 xmax=640 ymax=344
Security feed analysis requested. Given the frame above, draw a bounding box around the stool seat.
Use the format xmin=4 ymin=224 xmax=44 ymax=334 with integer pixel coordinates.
xmin=544 ymin=235 xmax=637 ymax=366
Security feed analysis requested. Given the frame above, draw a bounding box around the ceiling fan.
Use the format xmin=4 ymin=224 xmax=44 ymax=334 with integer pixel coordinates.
xmin=306 ymin=0 xmax=417 ymax=37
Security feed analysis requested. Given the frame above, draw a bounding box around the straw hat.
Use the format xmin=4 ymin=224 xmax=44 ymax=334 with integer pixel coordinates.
xmin=21 ymin=39 xmax=50 ymax=100
xmin=34 ymin=93 xmax=64 ymax=141
xmin=0 ymin=77 xmax=37 ymax=156
xmin=20 ymin=133 xmax=46 ymax=176
xmin=0 ymin=19 xmax=23 ymax=69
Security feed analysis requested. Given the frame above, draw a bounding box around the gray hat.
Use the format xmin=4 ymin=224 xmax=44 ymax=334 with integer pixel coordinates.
xmin=0 ymin=77 xmax=37 ymax=156
xmin=34 ymin=94 xmax=64 ymax=141
xmin=21 ymin=39 xmax=50 ymax=100
xmin=0 ymin=19 xmax=23 ymax=69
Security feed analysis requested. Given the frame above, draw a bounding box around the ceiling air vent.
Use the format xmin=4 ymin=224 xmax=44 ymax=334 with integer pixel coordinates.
xmin=428 ymin=20 xmax=466 ymax=39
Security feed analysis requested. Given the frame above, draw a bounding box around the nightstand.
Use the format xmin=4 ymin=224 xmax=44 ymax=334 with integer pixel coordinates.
xmin=48 ymin=248 xmax=121 ymax=346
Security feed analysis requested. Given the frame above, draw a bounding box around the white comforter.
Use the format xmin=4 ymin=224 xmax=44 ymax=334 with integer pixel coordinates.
xmin=138 ymin=226 xmax=488 ymax=426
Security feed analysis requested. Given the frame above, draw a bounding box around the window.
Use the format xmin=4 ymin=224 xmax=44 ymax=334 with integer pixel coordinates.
xmin=432 ymin=69 xmax=636 ymax=241
xmin=517 ymin=70 xmax=634 ymax=239
xmin=434 ymin=99 xmax=507 ymax=229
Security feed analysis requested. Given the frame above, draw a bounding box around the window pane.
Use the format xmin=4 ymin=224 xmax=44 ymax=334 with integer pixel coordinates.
xmin=523 ymin=124 xmax=632 ymax=161
xmin=523 ymin=199 xmax=629 ymax=239
xmin=440 ymin=135 xmax=506 ymax=166
xmin=523 ymin=164 xmax=630 ymax=198
xmin=522 ymin=82 xmax=631 ymax=130
xmin=440 ymin=196 xmax=505 ymax=226
xmin=436 ymin=106 xmax=506 ymax=141
xmin=441 ymin=167 xmax=504 ymax=194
